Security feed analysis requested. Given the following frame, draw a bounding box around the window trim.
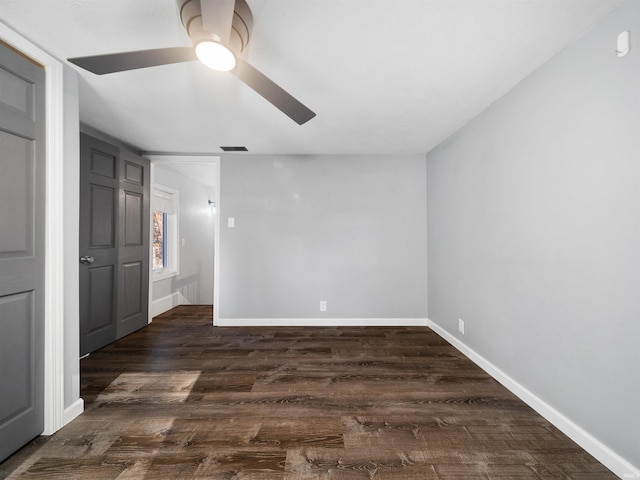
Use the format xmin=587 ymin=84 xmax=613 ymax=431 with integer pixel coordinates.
xmin=152 ymin=184 xmax=179 ymax=282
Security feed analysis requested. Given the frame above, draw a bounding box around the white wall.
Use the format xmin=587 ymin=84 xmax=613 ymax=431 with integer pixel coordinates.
xmin=427 ymin=0 xmax=639 ymax=474
xmin=152 ymin=165 xmax=215 ymax=310
xmin=218 ymin=154 xmax=428 ymax=322
xmin=62 ymin=65 xmax=80 ymax=411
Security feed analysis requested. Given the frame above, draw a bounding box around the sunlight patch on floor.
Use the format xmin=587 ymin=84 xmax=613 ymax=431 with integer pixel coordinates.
xmin=95 ymin=371 xmax=203 ymax=404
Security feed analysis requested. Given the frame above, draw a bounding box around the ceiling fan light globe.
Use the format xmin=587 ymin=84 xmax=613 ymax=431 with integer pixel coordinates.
xmin=195 ymin=41 xmax=236 ymax=71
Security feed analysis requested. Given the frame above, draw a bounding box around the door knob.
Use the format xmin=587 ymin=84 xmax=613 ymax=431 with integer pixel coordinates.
xmin=80 ymin=255 xmax=95 ymax=264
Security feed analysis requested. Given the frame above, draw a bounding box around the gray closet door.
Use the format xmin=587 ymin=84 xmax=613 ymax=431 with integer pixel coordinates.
xmin=117 ymin=148 xmax=150 ymax=339
xmin=79 ymin=134 xmax=150 ymax=356
xmin=0 ymin=42 xmax=46 ymax=462
xmin=79 ymin=134 xmax=120 ymax=355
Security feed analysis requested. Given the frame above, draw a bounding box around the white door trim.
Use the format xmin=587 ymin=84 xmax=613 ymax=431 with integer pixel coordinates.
xmin=213 ymin=159 xmax=220 ymax=325
xmin=0 ymin=21 xmax=66 ymax=435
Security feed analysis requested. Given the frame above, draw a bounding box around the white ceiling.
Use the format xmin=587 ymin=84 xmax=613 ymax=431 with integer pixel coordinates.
xmin=0 ymin=0 xmax=627 ymax=155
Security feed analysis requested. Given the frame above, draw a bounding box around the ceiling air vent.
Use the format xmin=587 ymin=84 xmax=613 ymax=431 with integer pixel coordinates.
xmin=220 ymin=146 xmax=248 ymax=152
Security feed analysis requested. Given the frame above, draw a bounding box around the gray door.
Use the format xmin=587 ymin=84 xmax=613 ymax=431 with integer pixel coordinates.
xmin=0 ymin=42 xmax=46 ymax=462
xmin=79 ymin=134 xmax=150 ymax=356
xmin=116 ymin=148 xmax=150 ymax=339
xmin=79 ymin=134 xmax=119 ymax=355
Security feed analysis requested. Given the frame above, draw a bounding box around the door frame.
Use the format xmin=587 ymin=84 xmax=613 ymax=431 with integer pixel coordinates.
xmin=0 ymin=21 xmax=69 ymax=434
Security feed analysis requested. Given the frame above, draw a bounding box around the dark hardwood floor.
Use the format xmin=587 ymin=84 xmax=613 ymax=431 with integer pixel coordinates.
xmin=0 ymin=305 xmax=615 ymax=479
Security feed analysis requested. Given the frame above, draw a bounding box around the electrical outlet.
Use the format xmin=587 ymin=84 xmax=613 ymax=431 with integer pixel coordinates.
xmin=319 ymin=301 xmax=327 ymax=312
xmin=458 ymin=318 xmax=465 ymax=335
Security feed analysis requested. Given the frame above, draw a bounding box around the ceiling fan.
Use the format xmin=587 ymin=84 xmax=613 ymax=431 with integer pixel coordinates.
xmin=68 ymin=0 xmax=316 ymax=125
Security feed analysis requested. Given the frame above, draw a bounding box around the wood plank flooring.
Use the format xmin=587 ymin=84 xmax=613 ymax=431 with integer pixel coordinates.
xmin=0 ymin=305 xmax=616 ymax=479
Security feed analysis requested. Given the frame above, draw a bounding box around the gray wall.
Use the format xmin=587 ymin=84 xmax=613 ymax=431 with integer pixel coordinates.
xmin=218 ymin=154 xmax=427 ymax=319
xmin=427 ymin=0 xmax=639 ymax=467
xmin=153 ymin=165 xmax=215 ymax=305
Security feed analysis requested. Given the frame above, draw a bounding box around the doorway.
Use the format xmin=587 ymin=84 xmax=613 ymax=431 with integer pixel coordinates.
xmin=146 ymin=155 xmax=219 ymax=321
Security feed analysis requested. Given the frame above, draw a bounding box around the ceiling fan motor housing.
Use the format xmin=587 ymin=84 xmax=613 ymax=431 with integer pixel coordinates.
xmin=178 ymin=0 xmax=253 ymax=55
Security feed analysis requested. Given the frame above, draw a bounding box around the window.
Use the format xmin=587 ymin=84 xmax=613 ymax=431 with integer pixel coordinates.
xmin=152 ymin=211 xmax=168 ymax=270
xmin=152 ymin=185 xmax=179 ymax=280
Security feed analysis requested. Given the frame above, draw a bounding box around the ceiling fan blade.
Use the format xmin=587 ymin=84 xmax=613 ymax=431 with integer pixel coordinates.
xmin=68 ymin=47 xmax=196 ymax=75
xmin=232 ymin=59 xmax=316 ymax=125
xmin=200 ymin=0 xmax=236 ymax=43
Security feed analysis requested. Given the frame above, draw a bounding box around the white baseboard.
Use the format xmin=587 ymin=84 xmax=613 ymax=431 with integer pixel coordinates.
xmin=62 ymin=398 xmax=84 ymax=426
xmin=151 ymin=292 xmax=182 ymax=318
xmin=215 ymin=318 xmax=429 ymax=327
xmin=426 ymin=319 xmax=639 ymax=480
